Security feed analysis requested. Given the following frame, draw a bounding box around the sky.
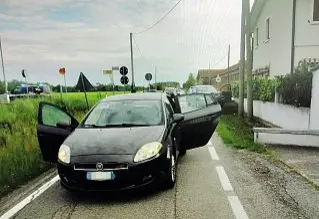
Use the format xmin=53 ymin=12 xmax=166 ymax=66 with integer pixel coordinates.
xmin=0 ymin=0 xmax=244 ymax=87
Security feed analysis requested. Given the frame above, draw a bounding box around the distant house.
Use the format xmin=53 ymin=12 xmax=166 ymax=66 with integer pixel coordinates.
xmin=251 ymin=0 xmax=319 ymax=77
xmin=197 ymin=63 xmax=240 ymax=90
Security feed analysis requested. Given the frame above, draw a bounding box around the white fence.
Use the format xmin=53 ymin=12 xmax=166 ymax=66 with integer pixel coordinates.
xmin=234 ymin=98 xmax=311 ymax=129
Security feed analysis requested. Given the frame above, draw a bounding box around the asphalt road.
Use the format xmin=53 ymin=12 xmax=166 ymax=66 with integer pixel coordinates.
xmin=3 ymin=133 xmax=319 ymax=219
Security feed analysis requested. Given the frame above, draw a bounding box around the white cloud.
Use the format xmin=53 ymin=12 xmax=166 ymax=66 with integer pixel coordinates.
xmin=0 ymin=0 xmax=242 ymax=86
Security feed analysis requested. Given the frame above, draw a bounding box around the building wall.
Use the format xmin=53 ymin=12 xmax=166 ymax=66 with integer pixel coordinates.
xmin=253 ymin=0 xmax=292 ymax=77
xmin=295 ymin=0 xmax=319 ymax=64
xmin=253 ymin=0 xmax=319 ymax=76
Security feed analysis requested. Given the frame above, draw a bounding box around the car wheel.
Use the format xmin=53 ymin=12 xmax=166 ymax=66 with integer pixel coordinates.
xmin=179 ymin=148 xmax=186 ymax=156
xmin=164 ymin=151 xmax=176 ymax=189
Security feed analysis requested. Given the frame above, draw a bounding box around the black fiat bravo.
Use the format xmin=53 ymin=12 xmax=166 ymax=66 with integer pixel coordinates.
xmin=37 ymin=92 xmax=221 ymax=191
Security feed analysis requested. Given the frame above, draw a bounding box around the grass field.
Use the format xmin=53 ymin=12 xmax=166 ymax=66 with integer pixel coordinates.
xmin=0 ymin=91 xmax=124 ymax=197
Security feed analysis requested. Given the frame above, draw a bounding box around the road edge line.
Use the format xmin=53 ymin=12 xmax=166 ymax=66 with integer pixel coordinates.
xmin=0 ymin=175 xmax=60 ymax=219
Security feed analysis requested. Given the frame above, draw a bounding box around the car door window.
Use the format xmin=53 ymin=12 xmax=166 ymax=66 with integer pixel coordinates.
xmin=165 ymin=101 xmax=174 ymax=122
xmin=205 ymin=94 xmax=218 ymax=105
xmin=41 ymin=104 xmax=71 ymax=127
xmin=178 ymin=94 xmax=207 ymax=113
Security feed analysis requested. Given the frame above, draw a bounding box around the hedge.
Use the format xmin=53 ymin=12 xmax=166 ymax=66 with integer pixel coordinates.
xmin=232 ymin=66 xmax=313 ymax=107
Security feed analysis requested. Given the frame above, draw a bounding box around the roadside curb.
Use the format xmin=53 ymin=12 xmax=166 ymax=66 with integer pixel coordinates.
xmin=0 ymin=168 xmax=57 ymax=216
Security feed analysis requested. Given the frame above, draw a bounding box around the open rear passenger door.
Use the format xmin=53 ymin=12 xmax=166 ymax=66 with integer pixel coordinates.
xmin=175 ymin=94 xmax=221 ymax=150
xmin=37 ymin=102 xmax=79 ymax=163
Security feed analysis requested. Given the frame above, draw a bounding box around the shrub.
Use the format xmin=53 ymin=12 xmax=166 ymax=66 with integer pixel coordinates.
xmin=276 ymin=64 xmax=313 ymax=107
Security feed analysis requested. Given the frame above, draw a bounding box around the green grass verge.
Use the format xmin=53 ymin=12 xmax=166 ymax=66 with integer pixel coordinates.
xmin=0 ymin=91 xmax=123 ymax=197
xmin=217 ymin=115 xmax=266 ymax=153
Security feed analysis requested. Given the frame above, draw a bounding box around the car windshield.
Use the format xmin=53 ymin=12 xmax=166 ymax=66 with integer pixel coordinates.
xmin=82 ymin=100 xmax=163 ymax=127
xmin=194 ymin=86 xmax=218 ymax=93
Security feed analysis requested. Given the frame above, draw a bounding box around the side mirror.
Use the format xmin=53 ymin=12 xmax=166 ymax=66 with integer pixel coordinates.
xmin=173 ymin=113 xmax=184 ymax=123
xmin=56 ymin=121 xmax=71 ymax=129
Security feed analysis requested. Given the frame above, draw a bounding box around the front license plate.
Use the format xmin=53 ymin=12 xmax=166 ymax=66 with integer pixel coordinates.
xmin=86 ymin=172 xmax=112 ymax=181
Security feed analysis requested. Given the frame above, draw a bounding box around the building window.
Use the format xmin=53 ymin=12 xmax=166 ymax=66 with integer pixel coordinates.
xmin=313 ymin=0 xmax=319 ymax=22
xmin=266 ymin=18 xmax=270 ymax=40
xmin=256 ymin=27 xmax=259 ymax=47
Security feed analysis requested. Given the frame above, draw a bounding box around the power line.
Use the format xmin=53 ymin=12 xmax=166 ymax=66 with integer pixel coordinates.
xmin=133 ymin=0 xmax=184 ymax=35
xmin=210 ymin=53 xmax=228 ymax=69
xmin=132 ymin=35 xmax=153 ymax=67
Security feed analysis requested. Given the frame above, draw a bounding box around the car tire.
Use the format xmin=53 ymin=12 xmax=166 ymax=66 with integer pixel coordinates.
xmin=164 ymin=151 xmax=176 ymax=189
xmin=179 ymin=148 xmax=186 ymax=156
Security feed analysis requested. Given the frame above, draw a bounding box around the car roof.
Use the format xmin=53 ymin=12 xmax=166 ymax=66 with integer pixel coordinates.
xmin=101 ymin=92 xmax=164 ymax=102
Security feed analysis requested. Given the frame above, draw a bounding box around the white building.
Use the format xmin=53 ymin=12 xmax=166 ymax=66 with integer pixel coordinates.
xmin=251 ymin=0 xmax=319 ymax=77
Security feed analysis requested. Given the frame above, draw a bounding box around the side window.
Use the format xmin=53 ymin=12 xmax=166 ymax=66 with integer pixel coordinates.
xmin=178 ymin=94 xmax=207 ymax=113
xmin=205 ymin=94 xmax=218 ymax=105
xmin=41 ymin=104 xmax=71 ymax=127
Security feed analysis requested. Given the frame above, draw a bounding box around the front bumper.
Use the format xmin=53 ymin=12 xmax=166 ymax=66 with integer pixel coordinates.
xmin=58 ymin=153 xmax=168 ymax=192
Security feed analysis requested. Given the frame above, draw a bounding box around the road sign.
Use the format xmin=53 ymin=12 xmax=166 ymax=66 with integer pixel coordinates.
xmin=145 ymin=73 xmax=152 ymax=81
xmin=120 ymin=76 xmax=129 ymax=85
xmin=120 ymin=66 xmax=128 ymax=75
xmin=103 ymin=70 xmax=112 ymax=75
xmin=216 ymin=75 xmax=221 ymax=83
xmin=59 ymin=68 xmax=66 ymax=75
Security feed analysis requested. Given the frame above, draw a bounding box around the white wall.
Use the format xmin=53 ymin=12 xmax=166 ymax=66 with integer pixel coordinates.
xmin=295 ymin=0 xmax=319 ymax=64
xmin=254 ymin=132 xmax=319 ymax=148
xmin=252 ymin=0 xmax=292 ymax=77
xmin=239 ymin=99 xmax=310 ymax=129
xmin=310 ymin=70 xmax=319 ymax=129
xmin=252 ymin=0 xmax=319 ymax=76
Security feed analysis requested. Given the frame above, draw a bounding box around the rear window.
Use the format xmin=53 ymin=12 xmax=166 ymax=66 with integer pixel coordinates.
xmin=83 ymin=100 xmax=164 ymax=126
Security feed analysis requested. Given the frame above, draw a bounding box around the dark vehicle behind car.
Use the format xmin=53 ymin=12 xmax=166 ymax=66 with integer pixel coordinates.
xmin=188 ymin=85 xmax=225 ymax=107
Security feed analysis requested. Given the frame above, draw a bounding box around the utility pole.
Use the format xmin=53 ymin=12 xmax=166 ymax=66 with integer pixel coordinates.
xmin=155 ymin=66 xmax=157 ymax=89
xmin=238 ymin=0 xmax=246 ymax=118
xmin=130 ymin=33 xmax=135 ymax=93
xmin=0 ymin=36 xmax=8 ymax=94
xmin=227 ymin=44 xmax=231 ymax=84
xmin=245 ymin=0 xmax=253 ymax=121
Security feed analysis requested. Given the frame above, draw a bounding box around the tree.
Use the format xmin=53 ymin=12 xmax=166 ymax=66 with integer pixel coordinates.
xmin=8 ymin=80 xmax=22 ymax=93
xmin=184 ymin=73 xmax=196 ymax=91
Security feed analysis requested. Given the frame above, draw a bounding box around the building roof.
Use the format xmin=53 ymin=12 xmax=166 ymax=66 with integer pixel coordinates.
xmin=251 ymin=0 xmax=267 ymax=28
xmin=197 ymin=62 xmax=240 ymax=79
xmin=197 ymin=69 xmax=224 ymax=80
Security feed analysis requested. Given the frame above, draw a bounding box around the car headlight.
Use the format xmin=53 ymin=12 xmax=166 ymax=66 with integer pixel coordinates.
xmin=134 ymin=142 xmax=163 ymax=163
xmin=58 ymin=144 xmax=71 ymax=164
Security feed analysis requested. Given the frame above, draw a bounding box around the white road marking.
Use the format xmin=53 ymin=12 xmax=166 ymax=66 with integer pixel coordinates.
xmin=216 ymin=166 xmax=233 ymax=192
xmin=208 ymin=147 xmax=220 ymax=160
xmin=228 ymin=196 xmax=249 ymax=219
xmin=0 ymin=175 xmax=60 ymax=219
xmin=206 ymin=140 xmax=213 ymax=146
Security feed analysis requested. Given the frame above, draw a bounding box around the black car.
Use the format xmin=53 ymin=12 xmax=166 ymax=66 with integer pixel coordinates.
xmin=188 ymin=85 xmax=226 ymax=106
xmin=37 ymin=93 xmax=221 ymax=191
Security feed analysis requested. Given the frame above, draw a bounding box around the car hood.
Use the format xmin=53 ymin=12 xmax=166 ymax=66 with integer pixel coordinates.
xmin=64 ymin=125 xmax=165 ymax=156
